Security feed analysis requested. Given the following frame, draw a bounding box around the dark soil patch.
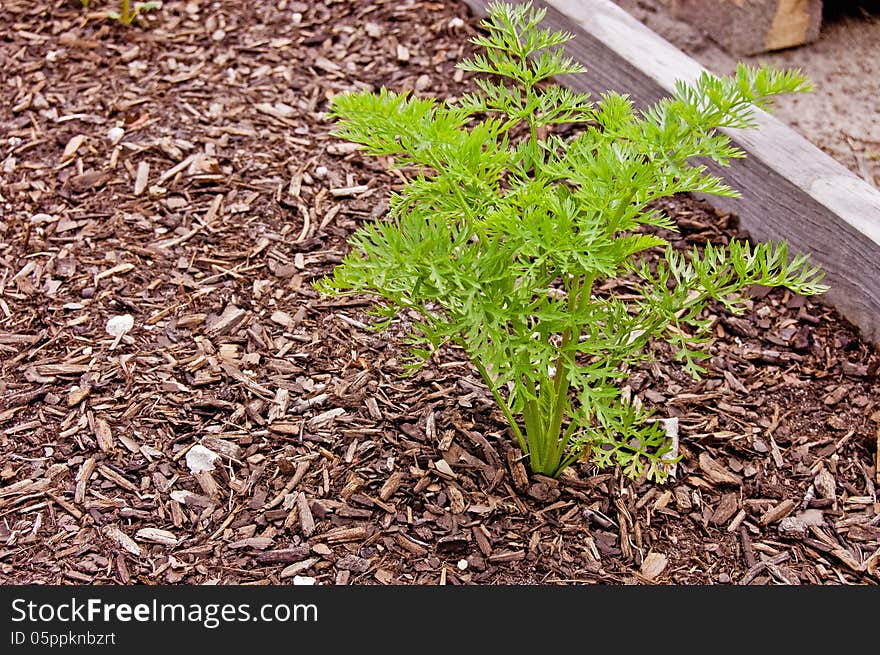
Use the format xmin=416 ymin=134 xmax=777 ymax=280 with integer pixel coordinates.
xmin=1 ymin=0 xmax=878 ymax=586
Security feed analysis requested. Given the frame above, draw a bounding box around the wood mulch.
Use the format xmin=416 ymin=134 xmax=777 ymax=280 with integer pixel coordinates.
xmin=0 ymin=0 xmax=878 ymax=586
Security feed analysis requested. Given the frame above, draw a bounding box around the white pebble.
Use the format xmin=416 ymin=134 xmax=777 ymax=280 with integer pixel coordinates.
xmin=107 ymin=126 xmax=125 ymax=145
xmin=457 ymin=559 xmax=468 ymax=571
xmin=185 ymin=444 xmax=220 ymax=474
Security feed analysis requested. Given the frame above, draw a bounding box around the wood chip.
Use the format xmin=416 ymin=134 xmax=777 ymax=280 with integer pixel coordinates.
xmin=433 ymin=458 xmax=457 ymax=480
xmin=103 ymin=526 xmax=142 ymax=557
xmin=323 ymin=526 xmax=367 ymax=544
xmin=488 ymin=550 xmax=526 ymax=563
xmin=228 ymin=536 xmax=274 ymax=550
xmin=506 ymin=449 xmax=529 ymax=492
xmin=94 ymin=417 xmax=114 ymax=453
xmin=379 ymin=470 xmax=404 ymax=501
xmin=711 ymin=492 xmax=739 ymax=525
xmin=62 ymin=134 xmax=86 ymax=160
xmin=200 ymin=436 xmax=242 ymax=460
xmin=297 ymin=492 xmax=315 ymax=537
xmin=206 ymin=304 xmax=247 ymax=336
xmin=329 ymin=184 xmax=369 ymax=197
xmin=74 ymin=457 xmax=96 ymax=504
xmin=67 ymin=385 xmax=91 ymax=407
xmin=280 ymin=558 xmax=317 ymax=579
xmin=760 ymin=499 xmax=796 ymax=525
xmin=135 ymin=527 xmax=179 ymax=546
xmin=336 ymin=554 xmax=371 ymax=573
xmin=255 ymin=546 xmax=311 ymax=565
xmin=698 ymin=452 xmax=743 ymax=486
xmin=134 ymin=161 xmax=149 ymax=196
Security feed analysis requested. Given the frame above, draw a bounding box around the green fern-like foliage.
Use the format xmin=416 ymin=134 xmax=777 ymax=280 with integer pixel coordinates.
xmin=317 ymin=1 xmax=826 ymax=480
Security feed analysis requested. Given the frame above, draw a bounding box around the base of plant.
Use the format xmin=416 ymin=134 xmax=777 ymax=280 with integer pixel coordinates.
xmin=523 ymin=415 xmax=679 ymax=484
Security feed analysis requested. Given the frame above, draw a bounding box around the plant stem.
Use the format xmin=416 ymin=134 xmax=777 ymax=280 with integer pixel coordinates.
xmin=523 ymin=377 xmax=545 ymax=472
xmin=471 ymin=357 xmax=528 ymax=454
xmin=544 ymin=274 xmax=593 ymax=469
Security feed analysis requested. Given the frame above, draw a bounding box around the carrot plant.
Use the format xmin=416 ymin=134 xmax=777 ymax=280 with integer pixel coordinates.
xmin=316 ymin=1 xmax=827 ymax=480
xmin=80 ymin=0 xmax=160 ymax=25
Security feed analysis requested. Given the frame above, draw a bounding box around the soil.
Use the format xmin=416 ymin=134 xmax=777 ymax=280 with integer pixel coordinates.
xmin=611 ymin=0 xmax=880 ymax=188
xmin=0 ymin=1 xmax=878 ymax=586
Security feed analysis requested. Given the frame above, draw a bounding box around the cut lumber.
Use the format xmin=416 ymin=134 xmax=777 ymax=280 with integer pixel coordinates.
xmin=462 ymin=0 xmax=880 ymax=348
xmin=661 ymin=0 xmax=823 ymax=55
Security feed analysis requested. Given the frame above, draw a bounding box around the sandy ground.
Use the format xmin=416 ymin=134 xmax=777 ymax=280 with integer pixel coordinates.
xmin=610 ymin=1 xmax=880 ymax=188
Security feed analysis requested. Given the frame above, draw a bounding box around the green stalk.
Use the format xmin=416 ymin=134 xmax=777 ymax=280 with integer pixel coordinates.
xmin=540 ymin=274 xmax=593 ymax=475
xmin=471 ymin=357 xmax=528 ymax=454
xmin=523 ymin=378 xmax=545 ymax=472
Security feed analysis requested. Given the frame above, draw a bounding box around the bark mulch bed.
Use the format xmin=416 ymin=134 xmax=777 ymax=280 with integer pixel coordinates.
xmin=1 ymin=0 xmax=878 ymax=586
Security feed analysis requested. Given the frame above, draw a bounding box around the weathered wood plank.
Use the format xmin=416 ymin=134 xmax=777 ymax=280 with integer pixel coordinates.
xmin=661 ymin=0 xmax=823 ymax=55
xmin=462 ymin=0 xmax=880 ymax=347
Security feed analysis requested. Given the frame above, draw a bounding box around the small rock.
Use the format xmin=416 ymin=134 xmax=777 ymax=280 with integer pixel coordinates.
xmin=105 ymin=314 xmax=134 ymax=338
xmin=778 ymin=509 xmax=825 ymax=537
xmin=415 ymin=74 xmax=431 ymax=91
xmin=374 ymin=569 xmax=396 ymax=584
xmin=640 ymin=552 xmax=668 ymax=581
xmin=336 ymin=554 xmax=371 ymax=574
xmin=186 ymin=444 xmax=220 ymax=474
xmin=396 ymin=44 xmax=410 ymax=62
xmin=292 ymin=576 xmax=316 ymax=585
xmin=107 ymin=126 xmax=125 ymax=145
xmin=717 ymin=572 xmax=731 ymax=584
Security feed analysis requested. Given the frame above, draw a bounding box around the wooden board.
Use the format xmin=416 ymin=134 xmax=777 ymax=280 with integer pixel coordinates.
xmin=462 ymin=0 xmax=880 ymax=347
xmin=662 ymin=0 xmax=823 ymax=55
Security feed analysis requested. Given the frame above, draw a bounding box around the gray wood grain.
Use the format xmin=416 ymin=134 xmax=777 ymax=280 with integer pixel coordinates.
xmin=462 ymin=0 xmax=880 ymax=346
